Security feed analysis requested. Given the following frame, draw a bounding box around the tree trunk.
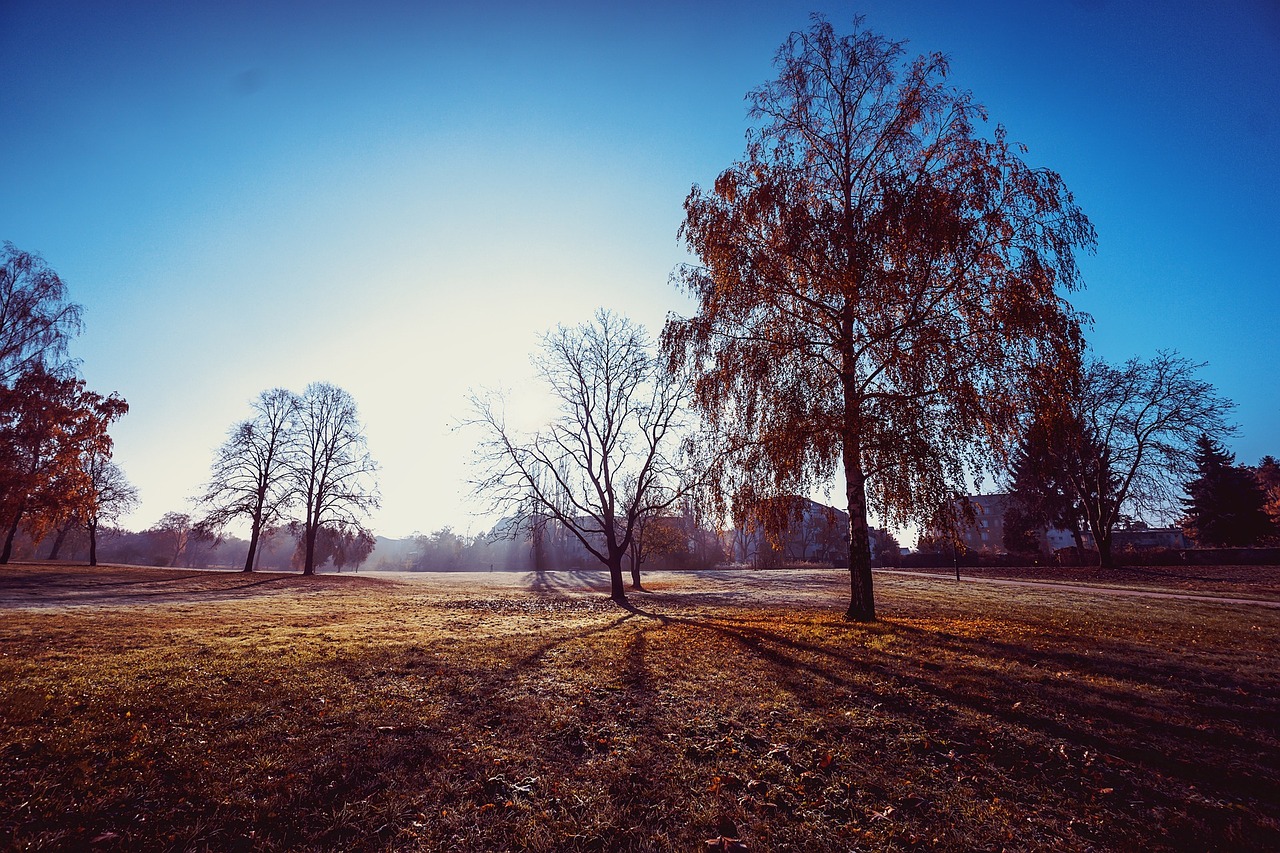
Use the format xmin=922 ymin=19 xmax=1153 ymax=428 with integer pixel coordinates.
xmin=303 ymin=521 xmax=318 ymax=575
xmin=88 ymin=521 xmax=98 ymax=567
xmin=844 ymin=460 xmax=876 ymax=621
xmin=1097 ymin=531 xmax=1114 ymax=569
xmin=608 ymin=549 xmax=627 ymax=602
xmin=840 ymin=346 xmax=875 ymax=621
xmin=629 ymin=554 xmax=642 ymax=590
xmin=47 ymin=520 xmax=73 ymax=560
xmin=1 ymin=507 xmax=24 ymax=564
xmin=243 ymin=514 xmax=262 ymax=573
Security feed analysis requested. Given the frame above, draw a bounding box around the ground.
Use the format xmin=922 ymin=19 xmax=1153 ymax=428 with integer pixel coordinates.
xmin=1 ymin=562 xmax=1277 ymax=851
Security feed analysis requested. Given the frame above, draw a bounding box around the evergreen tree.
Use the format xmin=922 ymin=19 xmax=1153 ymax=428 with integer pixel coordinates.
xmin=1181 ymin=436 xmax=1272 ymax=547
xmin=1005 ymin=412 xmax=1090 ymax=553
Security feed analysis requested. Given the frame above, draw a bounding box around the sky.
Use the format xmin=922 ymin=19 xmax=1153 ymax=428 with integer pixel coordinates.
xmin=2 ymin=0 xmax=1277 ymax=540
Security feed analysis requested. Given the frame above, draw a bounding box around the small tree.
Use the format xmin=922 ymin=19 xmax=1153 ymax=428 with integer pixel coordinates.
xmin=196 ymin=388 xmax=297 ymax=571
xmin=289 ymin=383 xmax=379 ymax=575
xmin=151 ymin=512 xmax=193 ymax=567
xmin=78 ymin=451 xmax=139 ymax=566
xmin=627 ymin=511 xmax=689 ymax=584
xmin=1181 ymin=436 xmax=1273 ymax=547
xmin=473 ymin=310 xmax=696 ymax=603
xmin=1070 ymin=352 xmax=1235 ymax=567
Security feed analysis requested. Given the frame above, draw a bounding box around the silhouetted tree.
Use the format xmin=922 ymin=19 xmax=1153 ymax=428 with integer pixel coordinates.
xmin=196 ymin=388 xmax=297 ymax=571
xmin=0 ymin=243 xmax=82 ymax=382
xmin=0 ymin=369 xmax=127 ymax=563
xmin=1001 ymin=505 xmax=1042 ymax=556
xmin=663 ymin=16 xmax=1092 ymax=620
xmin=77 ymin=451 xmax=139 ymax=566
xmin=300 ymin=523 xmax=376 ymax=572
xmin=626 ymin=511 xmax=688 ymax=586
xmin=1004 ymin=410 xmax=1090 ymax=552
xmin=871 ymin=528 xmax=903 ymax=566
xmin=473 ymin=310 xmax=696 ymax=602
xmin=1071 ymin=352 xmax=1235 ymax=567
xmin=288 ymin=383 xmax=379 ymax=575
xmin=1181 ymin=435 xmax=1273 ymax=547
xmin=150 ymin=511 xmax=193 ymax=567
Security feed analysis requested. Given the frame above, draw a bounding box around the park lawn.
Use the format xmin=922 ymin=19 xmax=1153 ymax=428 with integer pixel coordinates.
xmin=1 ymin=564 xmax=1277 ymax=852
xmin=886 ymin=562 xmax=1280 ymax=601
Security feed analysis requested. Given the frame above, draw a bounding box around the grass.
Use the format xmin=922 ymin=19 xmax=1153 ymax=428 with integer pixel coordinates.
xmin=888 ymin=561 xmax=1280 ymax=601
xmin=1 ymin=563 xmax=1278 ymax=852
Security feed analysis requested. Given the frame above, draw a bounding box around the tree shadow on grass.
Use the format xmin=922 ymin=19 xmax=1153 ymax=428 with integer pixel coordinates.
xmin=525 ymin=568 xmax=613 ymax=597
xmin=658 ymin=609 xmax=1280 ymax=817
xmin=13 ymin=588 xmax=1277 ymax=853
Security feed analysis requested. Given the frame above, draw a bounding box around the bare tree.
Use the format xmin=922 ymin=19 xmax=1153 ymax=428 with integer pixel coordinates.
xmin=289 ymin=383 xmax=379 ymax=575
xmin=195 ymin=388 xmax=298 ymax=571
xmin=663 ymin=16 xmax=1092 ymax=620
xmin=150 ymin=512 xmax=195 ymax=567
xmin=0 ymin=242 xmax=83 ymax=382
xmin=472 ymin=310 xmax=696 ymax=603
xmin=1069 ymin=352 xmax=1235 ymax=567
xmin=78 ymin=450 xmax=138 ymax=566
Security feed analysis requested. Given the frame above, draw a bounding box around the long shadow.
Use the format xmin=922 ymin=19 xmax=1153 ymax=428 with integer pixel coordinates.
xmin=36 ymin=585 xmax=1270 ymax=853
xmin=0 ymin=568 xmax=326 ymax=609
xmin=521 ymin=568 xmax=614 ymax=596
xmin=652 ymin=610 xmax=1280 ymax=810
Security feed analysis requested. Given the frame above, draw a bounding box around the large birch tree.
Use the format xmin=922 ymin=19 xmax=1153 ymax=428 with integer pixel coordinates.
xmin=663 ymin=16 xmax=1093 ymax=620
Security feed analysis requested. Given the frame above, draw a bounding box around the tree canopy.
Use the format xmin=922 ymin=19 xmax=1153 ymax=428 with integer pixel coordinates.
xmin=663 ymin=15 xmax=1093 ymax=619
xmin=0 ymin=242 xmax=83 ymax=382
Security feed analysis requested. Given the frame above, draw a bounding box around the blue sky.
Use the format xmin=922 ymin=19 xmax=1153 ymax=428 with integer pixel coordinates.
xmin=2 ymin=1 xmax=1277 ymax=538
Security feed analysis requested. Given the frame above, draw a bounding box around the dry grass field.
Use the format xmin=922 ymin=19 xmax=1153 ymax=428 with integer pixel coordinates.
xmin=1 ymin=562 xmax=1277 ymax=852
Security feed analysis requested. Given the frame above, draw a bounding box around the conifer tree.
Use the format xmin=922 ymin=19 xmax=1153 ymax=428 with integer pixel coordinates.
xmin=1181 ymin=435 xmax=1272 ymax=547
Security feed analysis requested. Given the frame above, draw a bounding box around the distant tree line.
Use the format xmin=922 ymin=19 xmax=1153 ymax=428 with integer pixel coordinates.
xmin=366 ymin=517 xmax=728 ymax=576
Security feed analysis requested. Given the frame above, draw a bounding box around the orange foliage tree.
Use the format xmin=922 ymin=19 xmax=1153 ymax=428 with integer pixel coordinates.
xmin=663 ymin=16 xmax=1094 ymax=620
xmin=0 ymin=368 xmax=128 ymax=563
